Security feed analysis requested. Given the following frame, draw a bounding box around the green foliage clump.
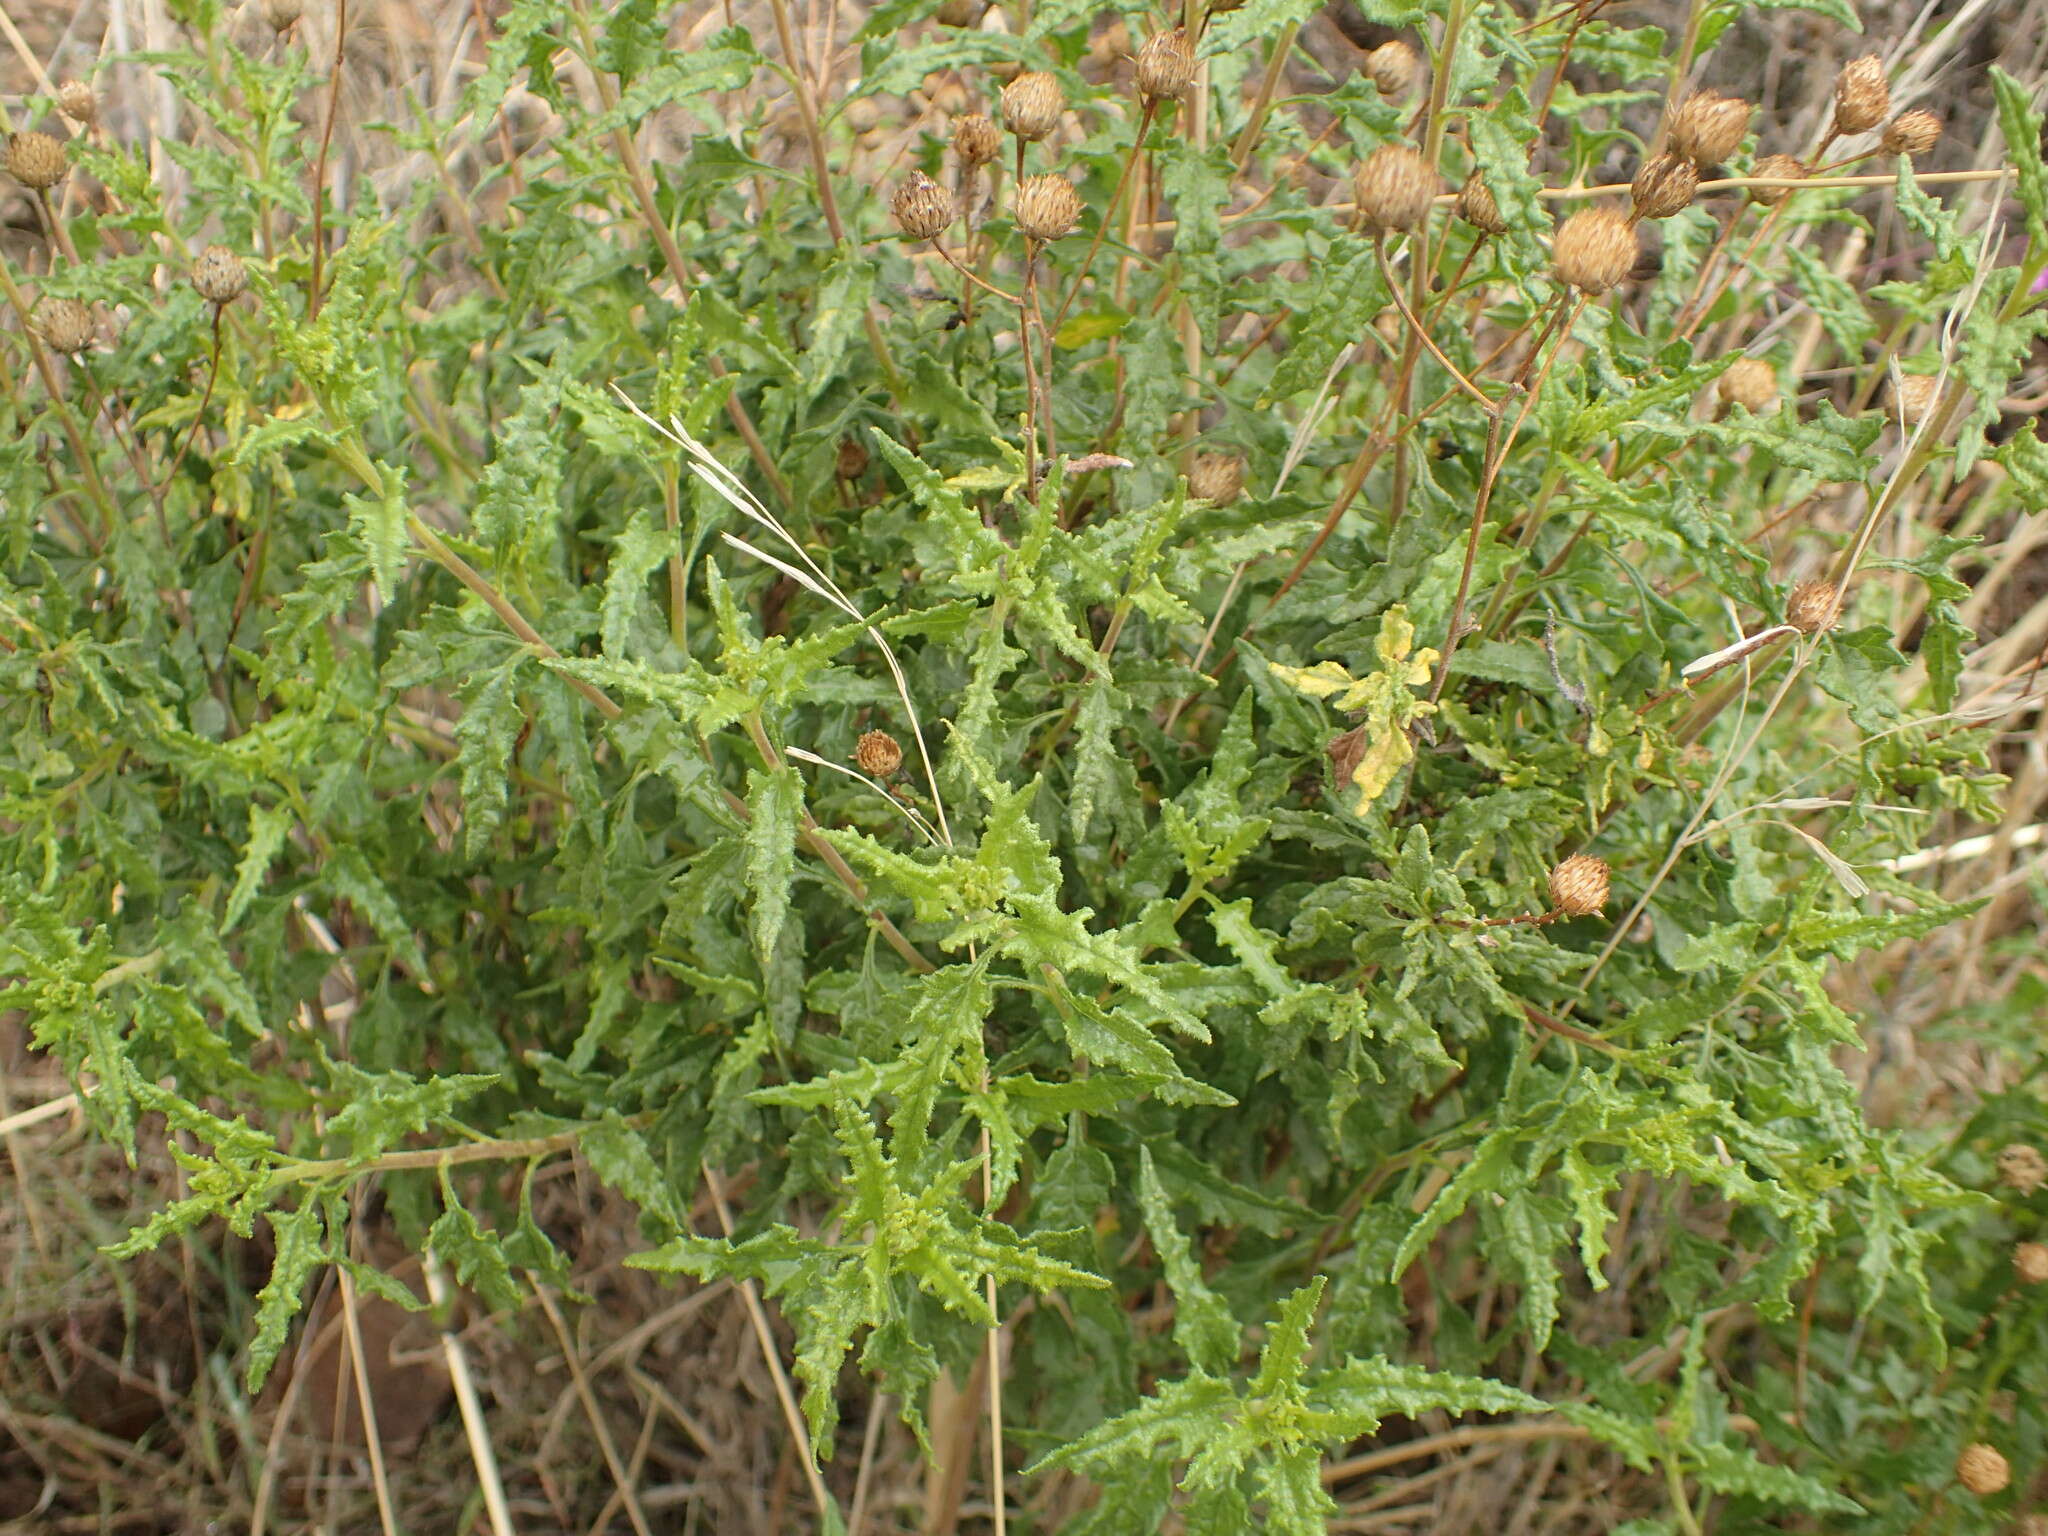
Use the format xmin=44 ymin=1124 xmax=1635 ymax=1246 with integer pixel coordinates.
xmin=5 ymin=0 xmax=2048 ymax=1528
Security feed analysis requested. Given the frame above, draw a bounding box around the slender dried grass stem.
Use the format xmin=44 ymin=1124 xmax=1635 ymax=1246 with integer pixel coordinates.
xmin=335 ymin=1264 xmax=399 ymax=1536
xmin=704 ymin=1167 xmax=843 ymax=1527
xmin=534 ymin=1282 xmax=656 ymax=1536
xmin=422 ymin=1254 xmax=518 ymax=1536
xmin=307 ymin=0 xmax=347 ymax=318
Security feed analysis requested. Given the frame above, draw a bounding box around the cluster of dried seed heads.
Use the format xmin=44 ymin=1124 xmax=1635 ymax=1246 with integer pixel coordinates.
xmin=1668 ymin=90 xmax=1752 ymax=168
xmin=1364 ymin=40 xmax=1419 ymax=96
xmin=1015 ymin=173 xmax=1082 ymax=241
xmin=1354 ymin=144 xmax=1438 ymax=235
xmin=1188 ymin=452 xmax=1245 ymax=504
xmin=1717 ymin=357 xmax=1778 ymax=414
xmin=1882 ymin=108 xmax=1941 ymax=158
xmin=1135 ymin=28 xmax=1196 ymax=105
xmin=890 ymin=170 xmax=953 ymax=242
xmin=1999 ymin=1142 xmax=2047 ymax=1194
xmin=37 ymin=298 xmax=94 ymax=356
xmin=1831 ymin=55 xmax=1890 ymax=139
xmin=191 ymin=245 xmax=248 ymax=306
xmin=6 ymin=131 xmax=68 ymax=191
xmin=1548 ymin=855 xmax=1610 ymax=918
xmin=1552 ymin=208 xmax=1638 ymax=295
xmin=58 ymin=80 xmax=97 ymax=127
xmin=1747 ymin=153 xmax=1809 ymax=206
xmin=952 ymin=112 xmax=1000 ymax=168
xmin=1954 ymin=1443 xmax=2010 ymax=1497
xmin=1889 ymin=373 xmax=1940 ymax=426
xmin=1002 ymin=71 xmax=1063 ymax=142
xmin=2015 ymin=1241 xmax=2048 ymax=1286
xmin=854 ymin=730 xmax=903 ymax=778
xmin=1786 ymin=580 xmax=1842 ymax=636
xmin=1629 ymin=153 xmax=1698 ymax=221
xmin=1454 ymin=172 xmax=1506 ymax=235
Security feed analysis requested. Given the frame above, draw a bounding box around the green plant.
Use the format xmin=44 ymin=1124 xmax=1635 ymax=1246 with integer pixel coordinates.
xmin=4 ymin=0 xmax=2048 ymax=1530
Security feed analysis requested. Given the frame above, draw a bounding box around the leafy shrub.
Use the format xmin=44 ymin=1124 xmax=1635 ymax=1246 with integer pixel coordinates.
xmin=4 ymin=0 xmax=2048 ymax=1529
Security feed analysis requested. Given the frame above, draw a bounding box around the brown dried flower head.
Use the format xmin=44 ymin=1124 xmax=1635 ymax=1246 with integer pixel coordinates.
xmin=1786 ymin=580 xmax=1842 ymax=636
xmin=1630 ymin=153 xmax=1699 ymax=220
xmin=192 ymin=244 xmax=249 ymax=305
xmin=952 ymin=112 xmax=1001 ymax=168
xmin=854 ymin=730 xmax=903 ymax=779
xmin=1882 ymin=108 xmax=1941 ymax=159
xmin=1188 ymin=451 xmax=1246 ymax=504
xmin=1457 ymin=171 xmax=1509 ymax=235
xmin=262 ymin=0 xmax=305 ymax=28
xmin=1956 ymin=1443 xmax=2011 ymax=1497
xmin=1747 ymin=153 xmax=1808 ymax=206
xmin=1549 ymin=854 xmax=1611 ymax=917
xmin=1668 ymin=90 xmax=1752 ymax=168
xmin=835 ymin=437 xmax=869 ymax=481
xmin=2015 ymin=1241 xmax=2048 ymax=1286
xmin=1998 ymin=1142 xmax=2048 ymax=1194
xmin=1364 ymin=40 xmax=1420 ymax=96
xmin=1552 ymin=207 xmax=1638 ymax=295
xmin=1136 ymin=27 xmax=1197 ymax=104
xmin=1833 ymin=55 xmax=1890 ymax=138
xmin=1002 ymin=71 xmax=1064 ymax=142
xmin=891 ymin=170 xmax=954 ymax=242
xmin=1889 ymin=373 xmax=1940 ymax=426
xmin=936 ymin=0 xmax=983 ymax=25
xmin=58 ymin=80 xmax=98 ymax=126
xmin=1014 ymin=173 xmax=1083 ymax=241
xmin=6 ymin=131 xmax=67 ymax=191
xmin=37 ymin=298 xmax=94 ymax=356
xmin=1717 ymin=357 xmax=1778 ymax=413
xmin=1353 ymin=144 xmax=1439 ymax=235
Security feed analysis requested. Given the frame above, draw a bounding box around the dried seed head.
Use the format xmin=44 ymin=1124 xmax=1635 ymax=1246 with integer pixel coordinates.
xmin=854 ymin=730 xmax=904 ymax=778
xmin=1457 ymin=171 xmax=1509 ymax=235
xmin=1364 ymin=40 xmax=1420 ymax=96
xmin=1136 ymin=27 xmax=1196 ymax=104
xmin=891 ymin=170 xmax=954 ymax=241
xmin=1882 ymin=108 xmax=1941 ymax=159
xmin=1956 ymin=1444 xmax=2011 ymax=1497
xmin=1014 ymin=173 xmax=1083 ymax=240
xmin=952 ymin=112 xmax=1001 ymax=168
xmin=191 ymin=244 xmax=249 ymax=305
xmin=1002 ymin=71 xmax=1064 ymax=142
xmin=1717 ymin=356 xmax=1778 ymax=413
xmin=262 ymin=0 xmax=305 ymax=28
xmin=1833 ymin=55 xmax=1890 ymax=138
xmin=37 ymin=297 xmax=94 ymax=355
xmin=1786 ymin=579 xmax=1842 ymax=636
xmin=2015 ymin=1241 xmax=2048 ymax=1286
xmin=1551 ymin=207 xmax=1638 ymax=295
xmin=1630 ymin=153 xmax=1699 ymax=220
xmin=6 ymin=131 xmax=68 ymax=191
xmin=1188 ymin=451 xmax=1246 ymax=504
xmin=1668 ymin=90 xmax=1752 ymax=168
xmin=936 ymin=0 xmax=983 ymax=25
xmin=1998 ymin=1142 xmax=2048 ymax=1195
xmin=57 ymin=80 xmax=98 ymax=126
xmin=836 ymin=437 xmax=869 ymax=481
xmin=1353 ymin=144 xmax=1439 ymax=235
xmin=1889 ymin=373 xmax=1941 ymax=426
xmin=1747 ymin=153 xmax=1808 ymax=206
xmin=1548 ymin=854 xmax=1610 ymax=917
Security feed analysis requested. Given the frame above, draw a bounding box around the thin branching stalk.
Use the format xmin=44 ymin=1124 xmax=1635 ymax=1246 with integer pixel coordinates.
xmin=1052 ymin=100 xmax=1156 ymax=333
xmin=307 ymin=0 xmax=347 ymax=319
xmin=1428 ymin=291 xmax=1582 ymax=705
